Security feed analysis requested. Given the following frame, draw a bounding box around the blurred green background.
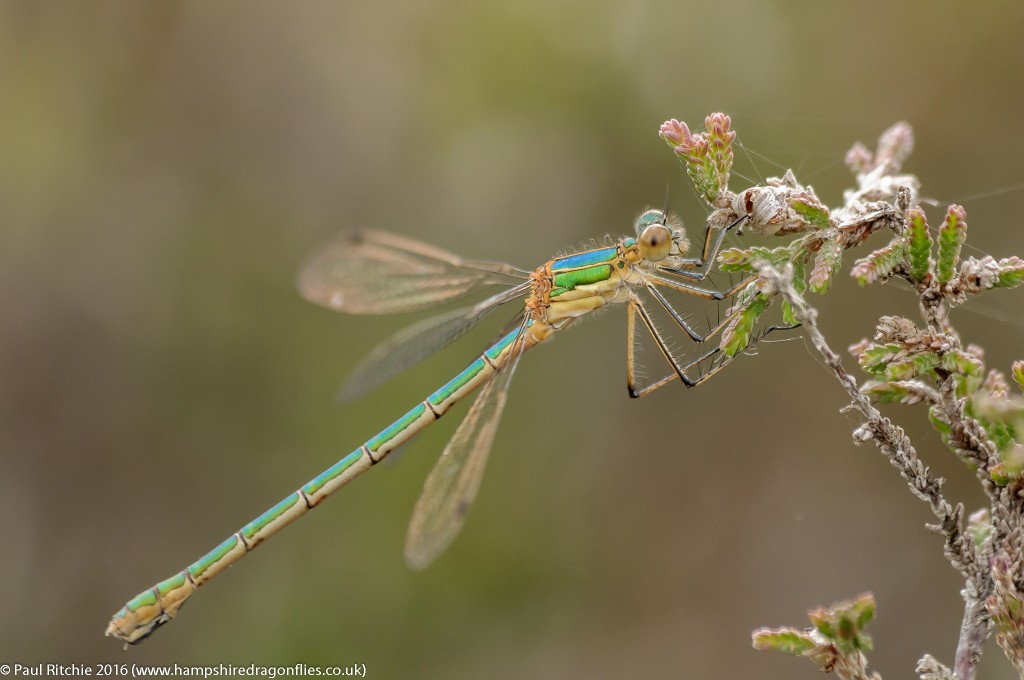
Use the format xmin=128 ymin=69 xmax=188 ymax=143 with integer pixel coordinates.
xmin=3 ymin=1 xmax=1024 ymax=677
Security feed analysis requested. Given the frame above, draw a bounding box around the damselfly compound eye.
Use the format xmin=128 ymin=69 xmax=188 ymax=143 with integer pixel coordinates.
xmin=634 ymin=209 xmax=666 ymax=236
xmin=638 ymin=223 xmax=672 ymax=261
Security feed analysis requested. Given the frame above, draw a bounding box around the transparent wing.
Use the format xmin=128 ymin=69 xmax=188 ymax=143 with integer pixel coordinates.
xmin=297 ymin=230 xmax=529 ymax=314
xmin=340 ymin=282 xmax=531 ymax=401
xmin=404 ymin=323 xmax=527 ymax=570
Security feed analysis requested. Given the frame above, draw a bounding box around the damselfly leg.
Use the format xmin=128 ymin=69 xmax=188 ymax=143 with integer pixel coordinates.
xmin=626 ymin=213 xmax=796 ymax=397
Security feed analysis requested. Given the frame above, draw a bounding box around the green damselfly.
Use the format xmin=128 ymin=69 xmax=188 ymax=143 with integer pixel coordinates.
xmin=107 ymin=209 xmax=782 ymax=644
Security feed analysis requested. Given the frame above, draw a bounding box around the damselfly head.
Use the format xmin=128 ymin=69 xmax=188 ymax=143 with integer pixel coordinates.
xmin=634 ymin=208 xmax=687 ymax=261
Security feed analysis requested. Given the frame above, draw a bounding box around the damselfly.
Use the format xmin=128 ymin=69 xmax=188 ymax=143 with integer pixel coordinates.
xmin=107 ymin=209 xmax=782 ymax=644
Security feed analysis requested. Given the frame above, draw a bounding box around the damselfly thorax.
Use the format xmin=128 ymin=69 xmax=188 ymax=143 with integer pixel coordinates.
xmin=527 ymin=210 xmax=693 ymax=329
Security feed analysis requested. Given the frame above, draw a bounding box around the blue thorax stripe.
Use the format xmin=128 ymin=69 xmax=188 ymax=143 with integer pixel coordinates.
xmin=551 ymin=246 xmax=617 ymax=271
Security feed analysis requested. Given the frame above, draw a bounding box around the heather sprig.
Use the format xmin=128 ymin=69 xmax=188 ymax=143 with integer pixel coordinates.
xmin=659 ymin=113 xmax=735 ymax=204
xmin=937 ymin=206 xmax=967 ymax=285
xmin=848 ymin=202 xmax=1024 ymax=306
xmin=657 ymin=114 xmax=1024 ymax=680
xmin=753 ymin=594 xmax=879 ymax=680
xmin=988 ymin=557 xmax=1024 ymax=676
xmin=657 ymin=117 xmax=935 ymax=355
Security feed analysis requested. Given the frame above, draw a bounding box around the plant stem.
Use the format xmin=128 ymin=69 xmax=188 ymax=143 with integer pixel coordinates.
xmin=955 ymin=582 xmax=989 ymax=680
xmin=756 ymin=260 xmax=992 ymax=680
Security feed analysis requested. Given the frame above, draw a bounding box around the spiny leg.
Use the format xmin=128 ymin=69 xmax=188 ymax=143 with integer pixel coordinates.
xmin=626 ymin=293 xmax=797 ymax=399
xmin=643 ymin=261 xmax=761 ymax=348
xmin=629 ymin=352 xmax=724 ymax=398
xmin=644 ymin=270 xmax=756 ymax=302
xmin=629 ymin=212 xmax=791 ymax=397
xmin=644 ymin=281 xmax=748 ymax=343
xmin=629 ymin=320 xmax=798 ymax=397
xmin=627 ymin=343 xmax=726 ymax=398
xmin=626 ymin=296 xmax=720 ymax=397
xmin=627 ymin=274 xmax=755 ymax=396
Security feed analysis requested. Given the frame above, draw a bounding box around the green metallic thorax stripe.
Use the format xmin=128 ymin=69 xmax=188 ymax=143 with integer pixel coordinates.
xmin=302 ymin=448 xmax=364 ymax=497
xmin=367 ymin=402 xmax=428 ymax=452
xmin=241 ymin=492 xmax=301 ymax=541
xmin=548 ymin=242 xmax=624 ymax=298
xmin=552 ymin=264 xmax=613 ymax=293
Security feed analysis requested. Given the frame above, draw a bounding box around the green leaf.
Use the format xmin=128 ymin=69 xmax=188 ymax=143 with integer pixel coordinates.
xmin=718 ymin=246 xmax=791 ymax=273
xmin=751 ymin=628 xmax=819 ymax=655
xmin=984 ymin=420 xmax=1017 ymax=453
xmin=791 ymin=251 xmax=808 ymax=295
xmin=990 ymin=558 xmax=1024 ymax=635
xmin=966 ymin=509 xmax=992 ymax=548
xmin=905 ymin=208 xmax=933 ymax=283
xmin=936 ymin=205 xmax=967 ymax=284
xmin=717 ymin=247 xmax=755 ymax=273
xmin=659 ymin=118 xmax=728 ymax=205
xmin=809 ymin=594 xmax=874 ymax=654
xmin=990 ymin=460 xmax=1023 ymax=486
xmin=955 ymin=372 xmax=982 ymax=399
xmin=863 ymin=381 xmax=927 ymax=405
xmin=791 ymin=198 xmax=831 ymax=229
xmin=941 ymin=349 xmax=984 ymax=377
xmin=809 ymin=237 xmax=843 ymax=294
xmin=808 ymin=609 xmax=835 ymax=639
xmin=850 ymin=240 xmax=906 ymax=286
xmin=687 ymin=147 xmax=721 ymax=204
xmin=705 ymin=113 xmax=735 ymax=196
xmin=994 ymin=256 xmax=1024 ymax=288
xmin=958 ymin=256 xmax=1024 ymax=294
xmin=885 ymin=352 xmax=940 ymax=381
xmin=781 ymin=299 xmax=797 ymax=326
xmin=851 ymin=594 xmax=876 ymax=630
xmin=721 ymin=292 xmax=771 ymax=357
xmin=779 ymin=253 xmax=807 ymax=325
xmin=858 ymin=343 xmax=904 ymax=375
